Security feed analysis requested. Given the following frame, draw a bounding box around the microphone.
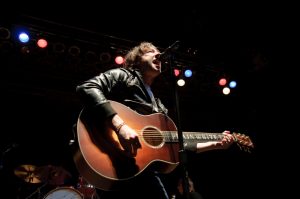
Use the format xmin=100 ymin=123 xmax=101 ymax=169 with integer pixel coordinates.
xmin=157 ymin=40 xmax=180 ymax=62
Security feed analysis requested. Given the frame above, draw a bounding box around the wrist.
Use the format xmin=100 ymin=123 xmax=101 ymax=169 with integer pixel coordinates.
xmin=196 ymin=142 xmax=214 ymax=153
xmin=114 ymin=122 xmax=125 ymax=134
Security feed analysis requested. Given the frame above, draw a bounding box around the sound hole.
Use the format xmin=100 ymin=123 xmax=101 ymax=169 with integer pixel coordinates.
xmin=143 ymin=127 xmax=164 ymax=147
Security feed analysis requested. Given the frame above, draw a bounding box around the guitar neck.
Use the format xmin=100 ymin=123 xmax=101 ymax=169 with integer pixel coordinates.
xmin=163 ymin=131 xmax=254 ymax=150
xmin=164 ymin=131 xmax=225 ymax=143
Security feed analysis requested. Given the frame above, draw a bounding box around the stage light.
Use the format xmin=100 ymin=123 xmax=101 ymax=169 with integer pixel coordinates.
xmin=0 ymin=27 xmax=11 ymax=40
xmin=218 ymin=78 xmax=227 ymax=86
xmin=100 ymin=52 xmax=111 ymax=64
xmin=177 ymin=79 xmax=185 ymax=87
xmin=174 ymin=69 xmax=180 ymax=77
xmin=229 ymin=80 xmax=237 ymax=88
xmin=53 ymin=42 xmax=66 ymax=54
xmin=222 ymin=87 xmax=231 ymax=95
xmin=115 ymin=56 xmax=124 ymax=65
xmin=18 ymin=32 xmax=30 ymax=43
xmin=37 ymin=38 xmax=48 ymax=48
xmin=68 ymin=45 xmax=81 ymax=57
xmin=184 ymin=69 xmax=192 ymax=78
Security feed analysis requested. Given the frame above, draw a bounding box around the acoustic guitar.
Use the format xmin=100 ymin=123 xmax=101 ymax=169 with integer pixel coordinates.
xmin=73 ymin=100 xmax=254 ymax=191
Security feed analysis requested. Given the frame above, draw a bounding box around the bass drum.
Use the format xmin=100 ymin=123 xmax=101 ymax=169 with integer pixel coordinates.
xmin=43 ymin=187 xmax=83 ymax=199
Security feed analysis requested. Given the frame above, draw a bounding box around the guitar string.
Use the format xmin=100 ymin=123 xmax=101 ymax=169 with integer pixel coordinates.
xmin=131 ymin=130 xmax=249 ymax=142
xmin=123 ymin=131 xmax=251 ymax=145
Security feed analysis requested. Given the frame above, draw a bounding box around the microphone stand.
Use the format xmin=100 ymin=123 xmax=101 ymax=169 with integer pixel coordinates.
xmin=165 ymin=41 xmax=190 ymax=199
xmin=0 ymin=143 xmax=19 ymax=170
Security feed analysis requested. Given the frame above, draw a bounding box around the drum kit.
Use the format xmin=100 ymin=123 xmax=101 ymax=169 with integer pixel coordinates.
xmin=14 ymin=164 xmax=97 ymax=199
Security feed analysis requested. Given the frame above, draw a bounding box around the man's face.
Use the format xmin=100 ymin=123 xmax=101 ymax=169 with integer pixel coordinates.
xmin=140 ymin=47 xmax=162 ymax=77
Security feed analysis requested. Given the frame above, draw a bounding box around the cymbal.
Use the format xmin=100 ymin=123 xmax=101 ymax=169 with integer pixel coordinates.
xmin=35 ymin=165 xmax=72 ymax=185
xmin=14 ymin=164 xmax=42 ymax=183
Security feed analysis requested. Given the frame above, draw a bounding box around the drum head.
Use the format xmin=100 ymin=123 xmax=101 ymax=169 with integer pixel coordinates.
xmin=43 ymin=187 xmax=83 ymax=199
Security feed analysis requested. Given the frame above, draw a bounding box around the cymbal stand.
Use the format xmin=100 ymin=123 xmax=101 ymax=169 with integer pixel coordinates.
xmin=24 ymin=182 xmax=47 ymax=199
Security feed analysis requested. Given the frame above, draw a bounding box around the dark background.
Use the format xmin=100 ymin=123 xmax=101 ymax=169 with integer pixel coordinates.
xmin=1 ymin=3 xmax=279 ymax=199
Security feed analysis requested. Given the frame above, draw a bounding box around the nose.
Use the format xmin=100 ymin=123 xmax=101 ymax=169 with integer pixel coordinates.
xmin=155 ymin=53 xmax=161 ymax=60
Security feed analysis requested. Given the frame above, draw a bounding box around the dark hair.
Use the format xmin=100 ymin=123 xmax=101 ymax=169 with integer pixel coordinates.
xmin=123 ymin=42 xmax=159 ymax=69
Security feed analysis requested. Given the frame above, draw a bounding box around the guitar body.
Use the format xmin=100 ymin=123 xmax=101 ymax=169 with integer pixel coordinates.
xmin=74 ymin=100 xmax=180 ymax=191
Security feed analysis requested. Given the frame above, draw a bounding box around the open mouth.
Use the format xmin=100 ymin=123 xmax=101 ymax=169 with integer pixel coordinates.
xmin=154 ymin=63 xmax=161 ymax=70
xmin=153 ymin=59 xmax=160 ymax=65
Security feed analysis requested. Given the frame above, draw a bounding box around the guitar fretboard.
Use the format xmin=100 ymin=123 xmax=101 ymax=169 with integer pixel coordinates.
xmin=163 ymin=132 xmax=224 ymax=142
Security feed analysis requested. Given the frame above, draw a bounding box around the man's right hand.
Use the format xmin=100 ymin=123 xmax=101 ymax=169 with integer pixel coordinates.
xmin=117 ymin=124 xmax=141 ymax=157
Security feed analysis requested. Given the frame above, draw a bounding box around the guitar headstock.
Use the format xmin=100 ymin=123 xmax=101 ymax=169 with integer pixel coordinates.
xmin=232 ymin=132 xmax=254 ymax=153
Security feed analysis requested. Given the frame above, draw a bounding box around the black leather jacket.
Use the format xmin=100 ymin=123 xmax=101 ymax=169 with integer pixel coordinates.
xmin=76 ymin=68 xmax=168 ymax=119
xmin=76 ymin=68 xmax=197 ymax=151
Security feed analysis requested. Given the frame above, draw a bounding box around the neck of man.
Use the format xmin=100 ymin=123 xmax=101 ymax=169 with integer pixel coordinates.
xmin=143 ymin=76 xmax=153 ymax=86
xmin=142 ymin=70 xmax=160 ymax=86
